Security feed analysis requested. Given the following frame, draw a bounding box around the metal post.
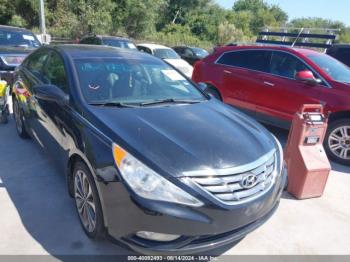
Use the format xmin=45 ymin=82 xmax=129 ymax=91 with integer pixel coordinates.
xmin=39 ymin=0 xmax=46 ymax=35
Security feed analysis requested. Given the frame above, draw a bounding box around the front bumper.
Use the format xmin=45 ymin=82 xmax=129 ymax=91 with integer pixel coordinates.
xmin=98 ymin=166 xmax=287 ymax=255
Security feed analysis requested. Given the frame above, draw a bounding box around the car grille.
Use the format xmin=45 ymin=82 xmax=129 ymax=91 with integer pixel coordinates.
xmin=183 ymin=152 xmax=276 ymax=205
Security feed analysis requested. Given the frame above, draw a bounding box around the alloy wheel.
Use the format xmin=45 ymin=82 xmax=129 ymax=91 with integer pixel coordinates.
xmin=74 ymin=170 xmax=97 ymax=233
xmin=328 ymin=125 xmax=350 ymax=160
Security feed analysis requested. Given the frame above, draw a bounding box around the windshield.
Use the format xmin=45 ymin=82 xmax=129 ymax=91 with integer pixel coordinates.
xmin=103 ymin=39 xmax=137 ymax=49
xmin=74 ymin=58 xmax=206 ymax=105
xmin=307 ymin=53 xmax=350 ymax=83
xmin=192 ymin=48 xmax=209 ymax=58
xmin=0 ymin=29 xmax=41 ymax=48
xmin=153 ymin=48 xmax=180 ymax=59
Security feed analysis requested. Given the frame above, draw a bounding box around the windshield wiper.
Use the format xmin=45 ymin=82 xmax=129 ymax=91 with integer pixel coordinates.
xmin=140 ymin=98 xmax=201 ymax=106
xmin=89 ymin=102 xmax=138 ymax=108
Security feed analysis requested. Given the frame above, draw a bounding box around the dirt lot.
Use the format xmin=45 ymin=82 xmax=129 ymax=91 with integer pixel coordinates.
xmin=0 ymin=109 xmax=349 ymax=256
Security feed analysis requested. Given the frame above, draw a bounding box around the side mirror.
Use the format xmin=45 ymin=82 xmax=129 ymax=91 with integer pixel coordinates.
xmin=295 ymin=70 xmax=322 ymax=85
xmin=33 ymin=84 xmax=69 ymax=105
xmin=197 ymin=82 xmax=208 ymax=92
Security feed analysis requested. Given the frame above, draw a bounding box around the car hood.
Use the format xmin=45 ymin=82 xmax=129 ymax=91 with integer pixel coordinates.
xmin=88 ymin=100 xmax=276 ymax=177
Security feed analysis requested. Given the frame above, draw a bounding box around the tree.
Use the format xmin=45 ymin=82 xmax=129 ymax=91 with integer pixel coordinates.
xmin=232 ymin=0 xmax=288 ymax=33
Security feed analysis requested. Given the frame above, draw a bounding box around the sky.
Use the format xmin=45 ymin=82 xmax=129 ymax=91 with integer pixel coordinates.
xmin=216 ymin=0 xmax=350 ymax=26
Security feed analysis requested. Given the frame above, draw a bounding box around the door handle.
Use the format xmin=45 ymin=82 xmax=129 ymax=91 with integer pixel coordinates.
xmin=224 ymin=70 xmax=232 ymax=74
xmin=263 ymin=81 xmax=275 ymax=87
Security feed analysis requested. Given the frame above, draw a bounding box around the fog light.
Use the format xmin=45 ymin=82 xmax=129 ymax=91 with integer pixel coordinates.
xmin=136 ymin=231 xmax=180 ymax=242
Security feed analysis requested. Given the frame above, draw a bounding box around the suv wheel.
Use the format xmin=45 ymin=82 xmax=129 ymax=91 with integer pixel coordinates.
xmin=325 ymin=119 xmax=350 ymax=165
xmin=73 ymin=161 xmax=105 ymax=239
xmin=207 ymin=88 xmax=222 ymax=101
xmin=13 ymin=99 xmax=29 ymax=138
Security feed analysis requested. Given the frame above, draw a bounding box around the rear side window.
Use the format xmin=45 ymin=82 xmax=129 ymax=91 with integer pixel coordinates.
xmin=25 ymin=50 xmax=49 ymax=78
xmin=138 ymin=46 xmax=152 ymax=54
xmin=217 ymin=50 xmax=271 ymax=72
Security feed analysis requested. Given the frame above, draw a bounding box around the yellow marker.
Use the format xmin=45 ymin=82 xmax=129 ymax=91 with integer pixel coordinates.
xmin=113 ymin=144 xmax=127 ymax=167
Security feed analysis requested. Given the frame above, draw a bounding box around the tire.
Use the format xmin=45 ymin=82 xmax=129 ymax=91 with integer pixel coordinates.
xmin=73 ymin=161 xmax=105 ymax=239
xmin=324 ymin=118 xmax=350 ymax=165
xmin=206 ymin=87 xmax=222 ymax=101
xmin=13 ymin=98 xmax=29 ymax=138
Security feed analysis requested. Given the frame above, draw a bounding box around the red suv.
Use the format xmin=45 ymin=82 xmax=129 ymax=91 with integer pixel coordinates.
xmin=192 ymin=45 xmax=350 ymax=165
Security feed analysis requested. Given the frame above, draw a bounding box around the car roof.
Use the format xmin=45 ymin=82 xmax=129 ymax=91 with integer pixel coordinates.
xmin=0 ymin=25 xmax=34 ymax=33
xmin=137 ymin=43 xmax=171 ymax=50
xmin=215 ymin=44 xmax=322 ymax=56
xmin=48 ymin=44 xmax=157 ymax=60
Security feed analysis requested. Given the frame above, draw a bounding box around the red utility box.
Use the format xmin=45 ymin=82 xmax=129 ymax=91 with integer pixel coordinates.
xmin=285 ymin=104 xmax=331 ymax=199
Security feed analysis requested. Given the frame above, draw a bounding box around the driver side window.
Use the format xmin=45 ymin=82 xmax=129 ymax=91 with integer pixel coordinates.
xmin=270 ymin=52 xmax=309 ymax=79
xmin=42 ymin=52 xmax=68 ymax=92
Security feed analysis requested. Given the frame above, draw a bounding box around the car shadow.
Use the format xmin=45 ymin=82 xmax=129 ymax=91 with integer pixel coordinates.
xmin=0 ymin=116 xmax=241 ymax=257
xmin=0 ymin=116 xmax=134 ymax=256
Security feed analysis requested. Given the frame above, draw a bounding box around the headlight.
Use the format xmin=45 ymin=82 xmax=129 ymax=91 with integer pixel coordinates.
xmin=271 ymin=134 xmax=284 ymax=173
xmin=112 ymin=143 xmax=203 ymax=207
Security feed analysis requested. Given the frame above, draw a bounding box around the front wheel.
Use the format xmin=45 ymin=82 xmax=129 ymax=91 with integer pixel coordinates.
xmin=324 ymin=119 xmax=350 ymax=165
xmin=73 ymin=161 xmax=105 ymax=239
xmin=13 ymin=98 xmax=29 ymax=138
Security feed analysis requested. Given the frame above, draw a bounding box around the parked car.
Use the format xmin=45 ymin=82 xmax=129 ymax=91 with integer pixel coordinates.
xmin=327 ymin=44 xmax=350 ymax=67
xmin=137 ymin=43 xmax=193 ymax=78
xmin=192 ymin=45 xmax=350 ymax=165
xmin=79 ymin=35 xmax=137 ymax=50
xmin=0 ymin=25 xmax=41 ymax=85
xmin=12 ymin=45 xmax=286 ymax=254
xmin=172 ymin=46 xmax=209 ymax=65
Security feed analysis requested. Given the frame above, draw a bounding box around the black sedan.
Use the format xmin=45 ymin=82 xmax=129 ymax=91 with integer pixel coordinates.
xmin=12 ymin=45 xmax=287 ymax=254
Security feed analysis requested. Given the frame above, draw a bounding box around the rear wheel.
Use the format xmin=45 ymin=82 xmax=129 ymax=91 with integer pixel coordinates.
xmin=13 ymin=98 xmax=29 ymax=138
xmin=325 ymin=119 xmax=350 ymax=165
xmin=73 ymin=161 xmax=105 ymax=239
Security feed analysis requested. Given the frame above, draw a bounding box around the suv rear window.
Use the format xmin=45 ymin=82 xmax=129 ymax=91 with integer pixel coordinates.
xmin=217 ymin=50 xmax=271 ymax=72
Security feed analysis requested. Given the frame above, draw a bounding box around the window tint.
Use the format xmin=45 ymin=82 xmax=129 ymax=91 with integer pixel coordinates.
xmin=174 ymin=47 xmax=184 ymax=55
xmin=270 ymin=52 xmax=308 ymax=79
xmin=42 ymin=52 xmax=68 ymax=91
xmin=183 ymin=48 xmax=194 ymax=57
xmin=80 ymin=37 xmax=101 ymax=45
xmin=0 ymin=28 xmax=41 ymax=48
xmin=217 ymin=50 xmax=271 ymax=72
xmin=153 ymin=48 xmax=180 ymax=59
xmin=138 ymin=46 xmax=152 ymax=54
xmin=102 ymin=39 xmax=136 ymax=49
xmin=25 ymin=50 xmax=49 ymax=78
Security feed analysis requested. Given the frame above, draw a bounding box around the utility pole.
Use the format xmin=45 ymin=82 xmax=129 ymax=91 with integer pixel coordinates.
xmin=39 ymin=0 xmax=46 ymax=35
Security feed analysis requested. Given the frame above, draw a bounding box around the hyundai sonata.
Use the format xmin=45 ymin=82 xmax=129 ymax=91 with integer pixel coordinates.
xmin=12 ymin=45 xmax=287 ymax=254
